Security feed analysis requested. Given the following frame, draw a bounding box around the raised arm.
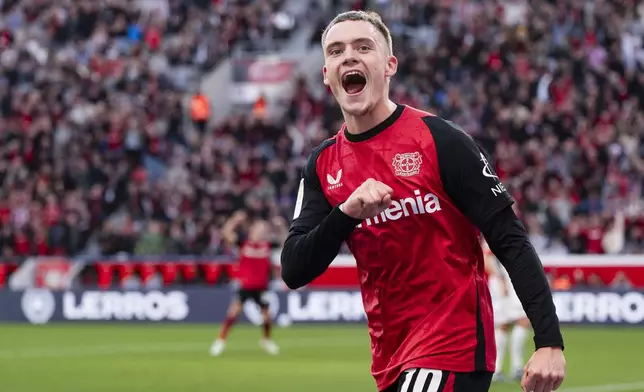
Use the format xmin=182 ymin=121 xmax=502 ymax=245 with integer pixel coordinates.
xmin=280 ymin=141 xmax=362 ymax=289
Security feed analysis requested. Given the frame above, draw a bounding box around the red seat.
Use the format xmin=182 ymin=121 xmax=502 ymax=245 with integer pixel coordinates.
xmin=95 ymin=263 xmax=114 ymax=289
xmin=202 ymin=264 xmax=223 ymax=285
xmin=116 ymin=262 xmax=135 ymax=286
xmin=138 ymin=262 xmax=157 ymax=283
xmin=180 ymin=262 xmax=197 ymax=282
xmin=159 ymin=262 xmax=178 ymax=286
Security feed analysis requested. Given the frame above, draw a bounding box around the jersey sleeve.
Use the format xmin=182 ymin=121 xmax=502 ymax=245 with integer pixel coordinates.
xmin=280 ymin=140 xmax=363 ymax=289
xmin=482 ymin=207 xmax=564 ymax=350
xmin=422 ymin=116 xmax=513 ymax=227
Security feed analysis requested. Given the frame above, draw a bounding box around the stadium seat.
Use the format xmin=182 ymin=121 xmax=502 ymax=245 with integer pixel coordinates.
xmin=179 ymin=263 xmax=198 ymax=282
xmin=95 ymin=263 xmax=114 ymax=290
xmin=202 ymin=263 xmax=224 ymax=285
xmin=159 ymin=262 xmax=178 ymax=286
xmin=138 ymin=262 xmax=157 ymax=284
xmin=117 ymin=263 xmax=135 ymax=285
xmin=225 ymin=262 xmax=240 ymax=282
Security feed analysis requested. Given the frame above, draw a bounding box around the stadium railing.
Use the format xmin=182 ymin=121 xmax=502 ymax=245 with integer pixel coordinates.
xmin=0 ymin=253 xmax=643 ymax=291
xmin=269 ymin=252 xmax=644 ymax=289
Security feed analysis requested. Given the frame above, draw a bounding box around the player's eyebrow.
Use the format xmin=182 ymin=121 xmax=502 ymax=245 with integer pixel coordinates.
xmin=325 ymin=37 xmax=376 ymax=54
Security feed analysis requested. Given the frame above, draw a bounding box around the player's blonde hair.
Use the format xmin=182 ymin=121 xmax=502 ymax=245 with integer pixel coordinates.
xmin=321 ymin=10 xmax=393 ymax=55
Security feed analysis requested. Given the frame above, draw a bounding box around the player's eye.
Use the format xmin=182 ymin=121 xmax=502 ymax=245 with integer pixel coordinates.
xmin=358 ymin=45 xmax=370 ymax=52
xmin=329 ymin=48 xmax=342 ymax=56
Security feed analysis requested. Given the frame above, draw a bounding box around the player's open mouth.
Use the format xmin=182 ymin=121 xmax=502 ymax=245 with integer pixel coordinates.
xmin=341 ymin=71 xmax=367 ymax=95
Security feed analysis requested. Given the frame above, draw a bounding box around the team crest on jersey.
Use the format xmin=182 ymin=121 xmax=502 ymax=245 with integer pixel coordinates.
xmin=392 ymin=152 xmax=422 ymax=177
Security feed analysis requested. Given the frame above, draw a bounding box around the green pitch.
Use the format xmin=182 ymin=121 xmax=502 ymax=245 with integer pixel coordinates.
xmin=0 ymin=324 xmax=642 ymax=392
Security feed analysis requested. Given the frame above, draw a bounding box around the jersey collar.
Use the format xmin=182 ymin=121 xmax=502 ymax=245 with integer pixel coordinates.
xmin=343 ymin=104 xmax=405 ymax=143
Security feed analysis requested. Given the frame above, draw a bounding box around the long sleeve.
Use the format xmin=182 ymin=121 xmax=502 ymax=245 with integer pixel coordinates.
xmin=280 ymin=140 xmax=362 ymax=289
xmin=425 ymin=115 xmax=564 ymax=350
xmin=480 ymin=207 xmax=564 ymax=350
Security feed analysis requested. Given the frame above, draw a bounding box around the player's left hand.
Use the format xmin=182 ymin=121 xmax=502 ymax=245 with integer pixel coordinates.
xmin=521 ymin=347 xmax=566 ymax=392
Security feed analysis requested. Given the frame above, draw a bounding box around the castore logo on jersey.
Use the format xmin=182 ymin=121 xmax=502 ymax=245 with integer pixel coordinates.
xmin=356 ymin=189 xmax=441 ymax=228
xmin=326 ymin=169 xmax=343 ymax=190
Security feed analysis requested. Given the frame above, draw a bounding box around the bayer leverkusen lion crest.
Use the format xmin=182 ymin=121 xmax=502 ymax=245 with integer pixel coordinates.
xmin=392 ymin=152 xmax=422 ymax=177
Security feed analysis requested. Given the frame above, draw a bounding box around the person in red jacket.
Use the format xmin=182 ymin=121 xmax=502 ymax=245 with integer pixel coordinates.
xmin=210 ymin=210 xmax=287 ymax=356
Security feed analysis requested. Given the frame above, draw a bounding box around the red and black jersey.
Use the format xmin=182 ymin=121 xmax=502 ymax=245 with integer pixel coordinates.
xmin=236 ymin=240 xmax=273 ymax=291
xmin=281 ymin=104 xmax=563 ymax=391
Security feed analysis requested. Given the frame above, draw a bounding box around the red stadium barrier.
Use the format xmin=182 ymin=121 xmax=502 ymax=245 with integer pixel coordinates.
xmin=286 ymin=254 xmax=644 ymax=289
xmin=3 ymin=254 xmax=642 ymax=289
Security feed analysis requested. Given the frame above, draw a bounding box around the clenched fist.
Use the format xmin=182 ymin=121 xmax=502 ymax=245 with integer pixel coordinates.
xmin=521 ymin=347 xmax=566 ymax=392
xmin=340 ymin=178 xmax=393 ymax=220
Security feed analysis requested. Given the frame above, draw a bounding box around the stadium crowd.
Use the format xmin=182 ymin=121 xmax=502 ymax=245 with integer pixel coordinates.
xmin=0 ymin=0 xmax=643 ymax=270
xmin=0 ymin=0 xmax=293 ymax=259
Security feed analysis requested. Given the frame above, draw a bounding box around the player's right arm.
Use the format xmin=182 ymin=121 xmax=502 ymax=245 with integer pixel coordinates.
xmin=282 ymin=142 xmax=393 ymax=289
xmin=280 ymin=143 xmax=364 ymax=289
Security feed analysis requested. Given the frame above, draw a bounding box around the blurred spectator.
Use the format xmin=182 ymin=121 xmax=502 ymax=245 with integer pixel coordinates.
xmin=0 ymin=0 xmax=296 ymax=258
xmin=190 ymin=90 xmax=210 ymax=134
xmin=552 ymin=274 xmax=572 ymax=290
xmin=134 ymin=220 xmax=165 ymax=255
xmin=587 ymin=273 xmax=605 ymax=288
xmin=308 ymin=0 xmax=644 ymax=255
xmin=611 ymin=271 xmax=633 ymax=290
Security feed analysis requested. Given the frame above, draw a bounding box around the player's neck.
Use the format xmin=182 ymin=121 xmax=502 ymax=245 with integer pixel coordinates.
xmin=344 ymin=99 xmax=398 ymax=135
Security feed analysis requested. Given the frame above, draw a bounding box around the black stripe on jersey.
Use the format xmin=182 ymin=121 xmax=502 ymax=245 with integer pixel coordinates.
xmin=474 ymin=280 xmax=487 ymax=371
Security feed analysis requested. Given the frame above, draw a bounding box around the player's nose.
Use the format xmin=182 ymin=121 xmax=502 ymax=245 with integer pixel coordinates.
xmin=341 ymin=50 xmax=359 ymax=66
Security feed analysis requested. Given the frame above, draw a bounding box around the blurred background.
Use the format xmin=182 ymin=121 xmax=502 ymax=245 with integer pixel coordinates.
xmin=0 ymin=0 xmax=643 ymax=391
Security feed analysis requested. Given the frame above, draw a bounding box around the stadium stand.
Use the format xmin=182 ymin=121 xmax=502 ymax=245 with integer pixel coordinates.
xmin=0 ymin=0 xmax=643 ymax=289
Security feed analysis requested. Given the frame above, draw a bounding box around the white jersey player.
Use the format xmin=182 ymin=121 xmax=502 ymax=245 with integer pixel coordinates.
xmin=483 ymin=239 xmax=531 ymax=382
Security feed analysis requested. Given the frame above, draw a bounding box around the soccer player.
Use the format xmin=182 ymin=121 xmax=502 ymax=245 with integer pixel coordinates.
xmin=280 ymin=10 xmax=566 ymax=392
xmin=210 ymin=211 xmax=285 ymax=356
xmin=483 ymin=239 xmax=531 ymax=382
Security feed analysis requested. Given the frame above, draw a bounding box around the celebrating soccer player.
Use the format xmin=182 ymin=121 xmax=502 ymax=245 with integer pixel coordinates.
xmin=281 ymin=10 xmax=566 ymax=392
xmin=211 ymin=211 xmax=286 ymax=356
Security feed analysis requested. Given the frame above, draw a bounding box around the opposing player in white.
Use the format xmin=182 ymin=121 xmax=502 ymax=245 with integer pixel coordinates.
xmin=483 ymin=239 xmax=531 ymax=382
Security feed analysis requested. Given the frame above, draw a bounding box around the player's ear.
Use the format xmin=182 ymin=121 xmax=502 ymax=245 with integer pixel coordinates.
xmin=322 ymin=65 xmax=330 ymax=86
xmin=385 ymin=55 xmax=398 ymax=78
